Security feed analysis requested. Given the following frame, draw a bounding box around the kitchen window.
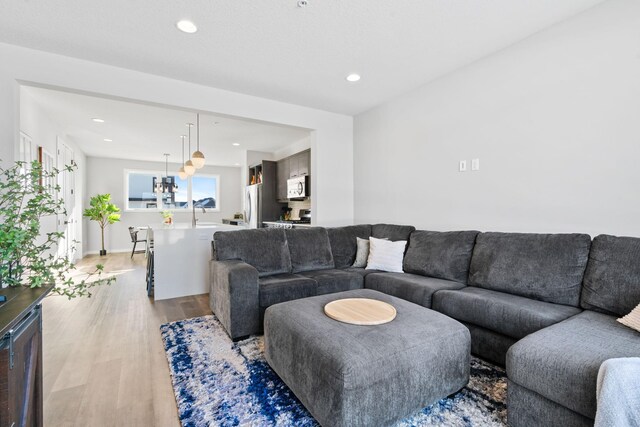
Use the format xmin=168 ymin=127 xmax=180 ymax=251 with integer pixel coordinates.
xmin=125 ymin=170 xmax=219 ymax=211
xmin=191 ymin=175 xmax=219 ymax=209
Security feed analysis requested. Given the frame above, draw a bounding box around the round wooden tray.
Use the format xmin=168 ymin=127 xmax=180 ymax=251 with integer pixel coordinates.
xmin=324 ymin=298 xmax=397 ymax=325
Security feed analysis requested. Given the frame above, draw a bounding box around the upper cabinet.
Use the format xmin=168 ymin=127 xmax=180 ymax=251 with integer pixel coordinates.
xmin=276 ymin=157 xmax=290 ymax=201
xmin=289 ymin=150 xmax=310 ymax=178
xmin=248 ymin=163 xmax=263 ymax=185
xmin=276 ymin=149 xmax=310 ymax=201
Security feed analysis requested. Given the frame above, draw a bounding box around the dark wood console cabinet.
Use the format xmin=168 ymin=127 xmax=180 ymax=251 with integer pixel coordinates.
xmin=0 ymin=285 xmax=51 ymax=427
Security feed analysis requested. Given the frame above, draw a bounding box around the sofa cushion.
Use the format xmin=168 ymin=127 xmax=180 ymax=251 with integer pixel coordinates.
xmin=340 ymin=267 xmax=381 ymax=277
xmin=433 ymin=287 xmax=581 ymax=340
xmin=365 ymin=272 xmax=465 ymax=308
xmin=371 ymin=223 xmax=416 ymax=241
xmin=327 ymin=225 xmax=372 ymax=269
xmin=299 ymin=269 xmax=364 ymax=295
xmin=404 ymin=230 xmax=479 ymax=283
xmin=259 ymin=273 xmax=317 ymax=307
xmin=468 ymin=232 xmax=591 ymax=306
xmin=581 ymin=234 xmax=640 ymax=316
xmin=506 ymin=310 xmax=640 ymax=419
xmin=285 ymin=228 xmax=334 ymax=273
xmin=214 ymin=228 xmax=291 ymax=277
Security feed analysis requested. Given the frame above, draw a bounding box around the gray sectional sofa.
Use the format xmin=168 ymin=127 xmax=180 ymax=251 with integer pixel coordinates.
xmin=209 ymin=224 xmax=640 ymax=426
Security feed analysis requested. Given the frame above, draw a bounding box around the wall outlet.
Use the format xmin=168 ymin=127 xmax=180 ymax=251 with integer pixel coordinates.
xmin=472 ymin=158 xmax=480 ymax=171
xmin=459 ymin=160 xmax=467 ymax=172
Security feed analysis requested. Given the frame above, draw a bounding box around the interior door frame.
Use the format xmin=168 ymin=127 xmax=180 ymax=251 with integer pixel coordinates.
xmin=56 ymin=137 xmax=76 ymax=261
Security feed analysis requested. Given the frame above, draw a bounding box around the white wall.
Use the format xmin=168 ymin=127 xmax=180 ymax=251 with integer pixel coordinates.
xmin=19 ymin=88 xmax=87 ymax=261
xmin=354 ymin=0 xmax=640 ymax=237
xmin=84 ymin=157 xmax=241 ymax=254
xmin=0 ymin=42 xmax=354 ymax=229
xmin=274 ymin=135 xmax=312 ymax=161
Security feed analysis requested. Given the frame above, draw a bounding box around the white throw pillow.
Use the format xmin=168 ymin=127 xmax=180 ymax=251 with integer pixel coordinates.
xmin=352 ymin=237 xmax=370 ymax=268
xmin=366 ymin=236 xmax=406 ymax=273
xmin=618 ymin=302 xmax=640 ymax=333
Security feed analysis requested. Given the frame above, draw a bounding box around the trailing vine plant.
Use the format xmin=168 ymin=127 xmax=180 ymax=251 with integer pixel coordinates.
xmin=0 ymin=160 xmax=115 ymax=298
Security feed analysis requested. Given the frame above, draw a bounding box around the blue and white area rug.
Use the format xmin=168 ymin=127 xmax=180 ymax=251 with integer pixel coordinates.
xmin=160 ymin=315 xmax=507 ymax=427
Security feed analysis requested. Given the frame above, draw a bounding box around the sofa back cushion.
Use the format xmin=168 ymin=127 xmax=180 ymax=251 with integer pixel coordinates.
xmin=371 ymin=224 xmax=416 ymax=242
xmin=468 ymin=232 xmax=591 ymax=306
xmin=581 ymin=234 xmax=640 ymax=316
xmin=213 ymin=229 xmax=291 ymax=277
xmin=285 ymin=228 xmax=335 ymax=273
xmin=327 ymin=225 xmax=372 ymax=268
xmin=404 ymin=230 xmax=479 ymax=283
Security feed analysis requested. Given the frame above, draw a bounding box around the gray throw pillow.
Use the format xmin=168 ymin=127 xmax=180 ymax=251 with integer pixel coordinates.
xmin=352 ymin=237 xmax=370 ymax=268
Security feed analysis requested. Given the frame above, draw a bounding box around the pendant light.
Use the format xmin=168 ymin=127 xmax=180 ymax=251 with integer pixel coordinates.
xmin=191 ymin=113 xmax=205 ymax=169
xmin=178 ymin=135 xmax=188 ymax=180
xmin=184 ymin=123 xmax=196 ymax=176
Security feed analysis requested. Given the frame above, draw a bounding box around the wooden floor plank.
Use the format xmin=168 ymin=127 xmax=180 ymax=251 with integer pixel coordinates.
xmin=42 ymin=253 xmax=212 ymax=426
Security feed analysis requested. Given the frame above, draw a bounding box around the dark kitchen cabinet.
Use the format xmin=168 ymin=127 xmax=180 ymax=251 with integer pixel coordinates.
xmin=288 ymin=154 xmax=299 ymax=178
xmin=276 ymin=149 xmax=311 ymax=201
xmin=276 ymin=157 xmax=290 ymax=201
xmin=289 ymin=150 xmax=310 ymax=178
xmin=0 ymin=285 xmax=51 ymax=427
xmin=297 ymin=150 xmax=310 ymax=177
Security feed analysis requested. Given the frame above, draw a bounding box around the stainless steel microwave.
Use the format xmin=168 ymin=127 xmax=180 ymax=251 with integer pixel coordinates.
xmin=287 ymin=176 xmax=309 ymax=200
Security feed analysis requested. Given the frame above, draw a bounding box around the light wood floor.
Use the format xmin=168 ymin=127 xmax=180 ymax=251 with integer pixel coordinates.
xmin=42 ymin=253 xmax=211 ymax=427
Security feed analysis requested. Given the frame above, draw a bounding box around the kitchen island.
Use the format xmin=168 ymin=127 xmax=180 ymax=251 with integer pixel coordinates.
xmin=153 ymin=222 xmax=244 ymax=300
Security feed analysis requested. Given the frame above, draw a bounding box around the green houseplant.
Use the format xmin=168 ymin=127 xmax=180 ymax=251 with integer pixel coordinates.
xmin=0 ymin=160 xmax=114 ymax=298
xmin=83 ymin=194 xmax=121 ymax=256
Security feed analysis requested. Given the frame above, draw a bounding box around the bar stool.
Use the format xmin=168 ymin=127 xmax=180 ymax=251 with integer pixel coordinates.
xmin=128 ymin=227 xmax=147 ymax=258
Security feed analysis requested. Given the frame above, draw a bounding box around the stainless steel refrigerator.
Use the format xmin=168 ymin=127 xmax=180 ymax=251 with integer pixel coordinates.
xmin=244 ymin=182 xmax=285 ymax=228
xmin=244 ymin=184 xmax=262 ymax=229
xmin=244 ymin=161 xmax=286 ymax=228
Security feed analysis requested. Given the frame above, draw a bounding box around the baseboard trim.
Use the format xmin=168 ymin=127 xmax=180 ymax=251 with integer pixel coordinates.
xmin=83 ymin=248 xmax=132 ymax=257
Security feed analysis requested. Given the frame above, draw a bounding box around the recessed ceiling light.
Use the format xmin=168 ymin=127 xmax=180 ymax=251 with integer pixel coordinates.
xmin=92 ymin=118 xmax=104 ymax=123
xmin=346 ymin=73 xmax=361 ymax=82
xmin=234 ymin=163 xmax=240 ymax=166
xmin=103 ymin=138 xmax=112 ymax=142
xmin=176 ymin=20 xmax=197 ymax=34
xmin=232 ymin=143 xmax=240 ymax=146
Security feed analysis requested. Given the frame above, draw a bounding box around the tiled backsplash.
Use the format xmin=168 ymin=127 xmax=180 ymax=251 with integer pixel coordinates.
xmin=288 ymin=199 xmax=311 ymax=219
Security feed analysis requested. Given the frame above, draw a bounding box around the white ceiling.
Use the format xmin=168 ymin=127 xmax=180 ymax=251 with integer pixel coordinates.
xmin=23 ymin=86 xmax=310 ymax=166
xmin=1 ymin=0 xmax=606 ymax=115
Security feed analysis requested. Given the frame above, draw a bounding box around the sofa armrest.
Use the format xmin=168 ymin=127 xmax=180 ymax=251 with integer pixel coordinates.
xmin=209 ymin=260 xmax=260 ymax=339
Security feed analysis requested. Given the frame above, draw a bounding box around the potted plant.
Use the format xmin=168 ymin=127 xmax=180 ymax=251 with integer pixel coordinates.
xmin=0 ymin=160 xmax=114 ymax=298
xmin=161 ymin=210 xmax=173 ymax=226
xmin=83 ymin=194 xmax=121 ymax=256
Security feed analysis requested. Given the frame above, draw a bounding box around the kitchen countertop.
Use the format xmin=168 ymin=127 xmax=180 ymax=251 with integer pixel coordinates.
xmin=263 ymin=221 xmax=315 ymax=228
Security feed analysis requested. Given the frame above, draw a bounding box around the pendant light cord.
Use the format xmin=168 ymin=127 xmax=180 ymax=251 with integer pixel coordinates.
xmin=181 ymin=136 xmax=185 ymax=163
xmin=188 ymin=123 xmax=192 ymax=153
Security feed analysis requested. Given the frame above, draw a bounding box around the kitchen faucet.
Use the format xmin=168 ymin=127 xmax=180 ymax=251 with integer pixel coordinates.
xmin=192 ymin=203 xmax=206 ymax=227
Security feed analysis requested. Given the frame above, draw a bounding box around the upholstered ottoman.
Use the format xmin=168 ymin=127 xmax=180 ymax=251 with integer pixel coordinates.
xmin=264 ymin=289 xmax=471 ymax=427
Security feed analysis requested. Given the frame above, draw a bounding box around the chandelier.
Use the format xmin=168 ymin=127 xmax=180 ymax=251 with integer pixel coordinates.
xmin=154 ymin=153 xmax=178 ymax=194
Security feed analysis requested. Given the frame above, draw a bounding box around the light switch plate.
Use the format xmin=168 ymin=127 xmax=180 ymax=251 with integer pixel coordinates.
xmin=459 ymin=160 xmax=467 ymax=172
xmin=472 ymin=158 xmax=480 ymax=171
